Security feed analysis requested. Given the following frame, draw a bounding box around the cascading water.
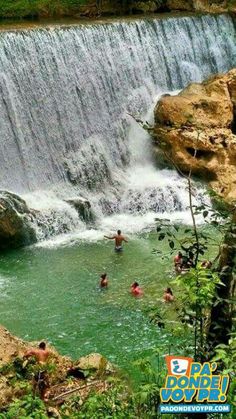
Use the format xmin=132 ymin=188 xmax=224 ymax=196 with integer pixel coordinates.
xmin=0 ymin=14 xmax=236 ymax=240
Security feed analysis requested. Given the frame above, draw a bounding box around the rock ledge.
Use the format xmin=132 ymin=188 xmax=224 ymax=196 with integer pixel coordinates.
xmin=154 ymin=69 xmax=236 ymax=201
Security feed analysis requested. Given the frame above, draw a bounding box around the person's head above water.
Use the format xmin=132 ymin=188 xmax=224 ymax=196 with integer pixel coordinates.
xmin=39 ymin=341 xmax=46 ymax=350
xmin=101 ymin=273 xmax=107 ymax=280
xmin=132 ymin=282 xmax=139 ymax=288
xmin=117 ymin=229 xmax=121 ymax=235
xmin=165 ymin=287 xmax=173 ymax=295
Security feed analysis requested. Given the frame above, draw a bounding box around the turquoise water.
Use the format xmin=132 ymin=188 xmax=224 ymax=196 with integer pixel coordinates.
xmin=0 ymin=232 xmax=178 ymax=368
xmin=0 ymin=226 xmax=218 ymax=371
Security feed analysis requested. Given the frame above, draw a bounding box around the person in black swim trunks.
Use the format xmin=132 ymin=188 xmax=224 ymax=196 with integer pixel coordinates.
xmin=104 ymin=230 xmax=128 ymax=252
xmin=24 ymin=342 xmax=51 ymax=401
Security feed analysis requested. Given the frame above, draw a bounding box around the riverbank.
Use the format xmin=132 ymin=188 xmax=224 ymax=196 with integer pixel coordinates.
xmin=0 ymin=324 xmax=119 ymax=416
xmin=0 ymin=0 xmax=235 ymax=22
xmin=0 ymin=11 xmax=217 ymax=32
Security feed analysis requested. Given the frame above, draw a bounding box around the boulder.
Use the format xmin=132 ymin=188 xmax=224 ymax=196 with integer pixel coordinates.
xmin=192 ymin=0 xmax=227 ymax=13
xmin=166 ymin=0 xmax=231 ymax=13
xmin=0 ymin=191 xmax=36 ymax=250
xmin=132 ymin=1 xmax=161 ymax=13
xmin=165 ymin=0 xmax=236 ymax=13
xmin=154 ymin=69 xmax=236 ymax=201
xmin=65 ymin=197 xmax=93 ymax=222
xmin=166 ymin=0 xmax=194 ymax=11
xmin=74 ymin=353 xmax=115 ymax=375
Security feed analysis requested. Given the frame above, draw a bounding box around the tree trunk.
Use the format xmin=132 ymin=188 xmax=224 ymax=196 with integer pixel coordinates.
xmin=207 ymin=211 xmax=236 ymax=354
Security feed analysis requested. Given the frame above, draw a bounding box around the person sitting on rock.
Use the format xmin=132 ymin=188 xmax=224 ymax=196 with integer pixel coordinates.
xmin=174 ymin=251 xmax=183 ymax=273
xmin=100 ymin=273 xmax=108 ymax=288
xmin=163 ymin=287 xmax=174 ymax=302
xmin=201 ymin=260 xmax=212 ymax=269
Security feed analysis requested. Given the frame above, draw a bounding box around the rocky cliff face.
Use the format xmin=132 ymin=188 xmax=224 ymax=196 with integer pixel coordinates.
xmin=0 ymin=191 xmax=93 ymax=251
xmin=0 ymin=0 xmax=235 ymax=19
xmin=79 ymin=0 xmax=236 ymax=17
xmin=154 ymin=69 xmax=236 ymax=201
xmin=0 ymin=191 xmax=37 ymax=249
xmin=167 ymin=0 xmax=236 ymax=13
xmin=0 ymin=325 xmax=115 ymax=411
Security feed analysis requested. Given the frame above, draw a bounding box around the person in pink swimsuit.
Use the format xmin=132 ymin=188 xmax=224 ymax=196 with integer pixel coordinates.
xmin=131 ymin=282 xmax=143 ymax=297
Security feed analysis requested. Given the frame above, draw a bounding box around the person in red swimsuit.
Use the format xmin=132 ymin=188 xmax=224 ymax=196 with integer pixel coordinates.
xmin=131 ymin=282 xmax=143 ymax=297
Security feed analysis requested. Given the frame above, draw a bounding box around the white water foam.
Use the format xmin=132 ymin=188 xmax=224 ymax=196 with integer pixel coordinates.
xmin=0 ymin=15 xmax=234 ymax=246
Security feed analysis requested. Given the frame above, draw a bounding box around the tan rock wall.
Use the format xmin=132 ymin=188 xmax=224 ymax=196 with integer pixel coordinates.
xmin=167 ymin=0 xmax=233 ymax=13
xmin=154 ymin=69 xmax=236 ymax=201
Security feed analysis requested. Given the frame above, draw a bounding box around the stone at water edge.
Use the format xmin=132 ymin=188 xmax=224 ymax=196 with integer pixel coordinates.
xmin=154 ymin=69 xmax=236 ymax=202
xmin=0 ymin=191 xmax=37 ymax=250
xmin=74 ymin=353 xmax=115 ymax=374
xmin=65 ymin=197 xmax=93 ymax=222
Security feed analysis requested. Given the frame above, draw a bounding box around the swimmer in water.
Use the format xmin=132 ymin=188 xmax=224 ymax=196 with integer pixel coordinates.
xmin=163 ymin=287 xmax=174 ymax=302
xmin=104 ymin=230 xmax=128 ymax=252
xmin=100 ymin=273 xmax=108 ymax=288
xmin=131 ymin=282 xmax=143 ymax=297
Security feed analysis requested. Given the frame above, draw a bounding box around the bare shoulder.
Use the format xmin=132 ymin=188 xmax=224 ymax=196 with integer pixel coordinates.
xmin=27 ymin=348 xmax=37 ymax=355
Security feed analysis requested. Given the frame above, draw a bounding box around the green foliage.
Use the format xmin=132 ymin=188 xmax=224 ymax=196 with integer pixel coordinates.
xmin=172 ymin=266 xmax=222 ymax=360
xmin=75 ymin=383 xmax=136 ymax=419
xmin=0 ymin=394 xmax=47 ymax=419
xmin=0 ymin=0 xmax=87 ymax=18
xmin=154 ymin=197 xmax=230 ymax=264
xmin=60 ymin=395 xmax=83 ymax=417
xmin=212 ymin=336 xmax=236 ymax=418
xmin=60 ymin=355 xmax=168 ymax=418
xmin=0 ymin=357 xmax=34 ymax=381
xmin=173 ymin=266 xmax=221 ymax=312
xmin=0 ymin=0 xmax=168 ymax=18
xmin=132 ymin=353 xmax=165 ymax=418
xmin=212 ymin=336 xmax=236 ymax=375
xmin=0 ymin=356 xmax=56 ymax=383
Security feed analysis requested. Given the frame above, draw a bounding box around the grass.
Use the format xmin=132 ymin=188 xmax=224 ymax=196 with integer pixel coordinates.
xmin=0 ymin=0 xmax=88 ymax=19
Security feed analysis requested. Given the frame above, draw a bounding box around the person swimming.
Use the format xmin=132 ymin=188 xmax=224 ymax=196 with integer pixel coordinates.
xmin=163 ymin=287 xmax=174 ymax=302
xmin=131 ymin=282 xmax=143 ymax=297
xmin=104 ymin=230 xmax=128 ymax=252
xmin=100 ymin=273 xmax=108 ymax=288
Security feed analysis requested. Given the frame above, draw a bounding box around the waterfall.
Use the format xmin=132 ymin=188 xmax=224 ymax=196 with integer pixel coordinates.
xmin=0 ymin=14 xmax=236 ymax=239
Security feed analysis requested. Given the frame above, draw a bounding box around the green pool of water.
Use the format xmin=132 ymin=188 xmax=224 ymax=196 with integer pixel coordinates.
xmin=0 ymin=229 xmax=215 ymax=370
